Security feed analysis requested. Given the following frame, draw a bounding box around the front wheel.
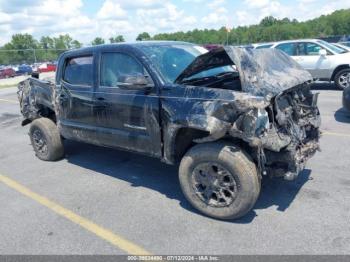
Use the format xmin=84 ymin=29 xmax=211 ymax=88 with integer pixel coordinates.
xmin=335 ymin=68 xmax=350 ymax=90
xmin=179 ymin=142 xmax=260 ymax=220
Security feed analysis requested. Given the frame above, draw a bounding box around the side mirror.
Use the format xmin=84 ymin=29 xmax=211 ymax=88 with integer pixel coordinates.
xmin=117 ymin=74 xmax=151 ymax=90
xmin=31 ymin=72 xmax=39 ymax=79
xmin=319 ymin=49 xmax=327 ymax=56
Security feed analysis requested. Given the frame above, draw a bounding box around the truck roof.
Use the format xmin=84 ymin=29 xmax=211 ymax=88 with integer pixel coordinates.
xmin=62 ymin=41 xmax=193 ymax=56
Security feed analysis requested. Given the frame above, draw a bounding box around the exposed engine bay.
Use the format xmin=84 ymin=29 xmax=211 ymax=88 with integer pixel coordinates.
xmin=229 ymin=83 xmax=320 ymax=180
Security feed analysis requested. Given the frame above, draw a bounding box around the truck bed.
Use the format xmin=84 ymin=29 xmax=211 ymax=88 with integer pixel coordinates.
xmin=17 ymin=77 xmax=55 ymax=124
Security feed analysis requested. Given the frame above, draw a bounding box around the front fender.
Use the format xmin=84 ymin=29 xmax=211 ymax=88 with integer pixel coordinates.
xmin=162 ymin=114 xmax=231 ymax=164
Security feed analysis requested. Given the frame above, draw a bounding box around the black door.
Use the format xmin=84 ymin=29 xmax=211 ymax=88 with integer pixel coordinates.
xmin=56 ymin=55 xmax=97 ymax=142
xmin=93 ymin=51 xmax=161 ymax=157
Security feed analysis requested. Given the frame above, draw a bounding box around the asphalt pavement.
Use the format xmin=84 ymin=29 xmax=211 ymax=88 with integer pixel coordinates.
xmin=0 ymin=83 xmax=349 ymax=255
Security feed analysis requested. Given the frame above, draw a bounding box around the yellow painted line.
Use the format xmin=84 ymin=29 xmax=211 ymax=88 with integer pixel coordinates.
xmin=0 ymin=98 xmax=18 ymax=104
xmin=0 ymin=174 xmax=151 ymax=255
xmin=322 ymin=131 xmax=350 ymax=138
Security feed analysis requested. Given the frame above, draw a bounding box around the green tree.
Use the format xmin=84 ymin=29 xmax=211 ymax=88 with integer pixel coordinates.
xmin=136 ymin=32 xmax=151 ymax=41
xmin=260 ymin=16 xmax=278 ymax=27
xmin=2 ymin=33 xmax=38 ymax=63
xmin=91 ymin=37 xmax=105 ymax=46
xmin=109 ymin=35 xmax=125 ymax=43
xmin=71 ymin=40 xmax=82 ymax=49
xmin=152 ymin=9 xmax=350 ymax=45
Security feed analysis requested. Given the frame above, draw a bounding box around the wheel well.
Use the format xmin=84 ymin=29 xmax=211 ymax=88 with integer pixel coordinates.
xmin=331 ymin=64 xmax=350 ymax=81
xmin=38 ymin=105 xmax=56 ymax=123
xmin=173 ymin=128 xmax=209 ymax=163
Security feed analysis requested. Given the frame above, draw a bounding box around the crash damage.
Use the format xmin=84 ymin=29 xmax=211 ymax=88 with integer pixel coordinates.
xmin=168 ymin=46 xmax=321 ymax=180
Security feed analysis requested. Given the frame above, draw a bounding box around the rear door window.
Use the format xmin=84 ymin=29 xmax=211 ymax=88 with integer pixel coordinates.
xmin=63 ymin=56 xmax=93 ymax=86
xmin=275 ymin=43 xmax=295 ymax=56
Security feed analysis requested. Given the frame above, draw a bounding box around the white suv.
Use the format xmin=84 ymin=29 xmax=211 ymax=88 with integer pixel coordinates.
xmin=255 ymin=39 xmax=350 ymax=89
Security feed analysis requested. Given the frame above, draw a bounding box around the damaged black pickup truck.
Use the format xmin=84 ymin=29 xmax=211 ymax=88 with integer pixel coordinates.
xmin=18 ymin=41 xmax=320 ymax=220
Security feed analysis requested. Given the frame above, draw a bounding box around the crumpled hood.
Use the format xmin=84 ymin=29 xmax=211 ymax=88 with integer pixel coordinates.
xmin=175 ymin=46 xmax=313 ymax=96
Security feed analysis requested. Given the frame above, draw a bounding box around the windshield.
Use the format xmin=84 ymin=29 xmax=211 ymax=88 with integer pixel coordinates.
xmin=317 ymin=40 xmax=345 ymax=54
xmin=139 ymin=44 xmax=230 ymax=83
xmin=333 ymin=43 xmax=349 ymax=52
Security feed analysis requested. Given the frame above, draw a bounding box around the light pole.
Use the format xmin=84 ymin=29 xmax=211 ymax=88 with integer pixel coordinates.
xmin=32 ymin=49 xmax=37 ymax=64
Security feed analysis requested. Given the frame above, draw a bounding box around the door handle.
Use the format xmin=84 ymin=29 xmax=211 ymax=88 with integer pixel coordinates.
xmin=94 ymin=97 xmax=107 ymax=108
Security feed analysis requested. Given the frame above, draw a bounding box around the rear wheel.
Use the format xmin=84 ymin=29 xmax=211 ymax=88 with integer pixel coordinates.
xmin=335 ymin=68 xmax=350 ymax=90
xmin=29 ymin=118 xmax=64 ymax=161
xmin=179 ymin=142 xmax=260 ymax=220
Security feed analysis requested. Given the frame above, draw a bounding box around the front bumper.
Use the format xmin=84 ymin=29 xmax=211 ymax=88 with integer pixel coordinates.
xmin=264 ymin=135 xmax=320 ymax=180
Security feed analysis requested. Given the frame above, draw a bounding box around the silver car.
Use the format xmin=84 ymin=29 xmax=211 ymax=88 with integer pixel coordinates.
xmin=254 ymin=39 xmax=350 ymax=89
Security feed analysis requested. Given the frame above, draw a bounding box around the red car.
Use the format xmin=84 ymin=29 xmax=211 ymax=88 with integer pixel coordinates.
xmin=202 ymin=44 xmax=223 ymax=51
xmin=0 ymin=68 xmax=16 ymax=79
xmin=38 ymin=63 xmax=57 ymax=73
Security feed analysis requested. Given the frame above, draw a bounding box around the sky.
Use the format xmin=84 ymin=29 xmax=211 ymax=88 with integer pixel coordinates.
xmin=0 ymin=0 xmax=350 ymax=46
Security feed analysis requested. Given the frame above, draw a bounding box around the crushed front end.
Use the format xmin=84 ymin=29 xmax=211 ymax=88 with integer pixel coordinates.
xmin=230 ymin=83 xmax=320 ymax=180
xmin=174 ymin=46 xmax=321 ymax=180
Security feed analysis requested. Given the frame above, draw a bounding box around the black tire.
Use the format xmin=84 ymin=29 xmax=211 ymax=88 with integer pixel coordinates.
xmin=334 ymin=68 xmax=350 ymax=90
xmin=29 ymin=118 xmax=64 ymax=161
xmin=179 ymin=142 xmax=260 ymax=220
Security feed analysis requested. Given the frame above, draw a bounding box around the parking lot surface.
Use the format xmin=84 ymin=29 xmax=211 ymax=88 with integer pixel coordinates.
xmin=0 ymin=83 xmax=349 ymax=255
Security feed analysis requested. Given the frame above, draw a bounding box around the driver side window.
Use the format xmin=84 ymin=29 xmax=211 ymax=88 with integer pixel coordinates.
xmin=100 ymin=52 xmax=152 ymax=87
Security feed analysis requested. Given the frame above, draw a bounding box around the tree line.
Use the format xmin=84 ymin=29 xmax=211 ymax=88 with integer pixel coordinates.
xmin=152 ymin=9 xmax=350 ymax=44
xmin=1 ymin=8 xmax=349 ymax=65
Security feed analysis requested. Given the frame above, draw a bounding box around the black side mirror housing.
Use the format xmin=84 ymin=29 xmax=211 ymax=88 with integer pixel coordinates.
xmin=31 ymin=72 xmax=39 ymax=79
xmin=117 ymin=74 xmax=151 ymax=90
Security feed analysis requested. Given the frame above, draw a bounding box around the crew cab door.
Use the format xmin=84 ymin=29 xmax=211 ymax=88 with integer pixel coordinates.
xmin=56 ymin=54 xmax=97 ymax=142
xmin=93 ymin=51 xmax=161 ymax=157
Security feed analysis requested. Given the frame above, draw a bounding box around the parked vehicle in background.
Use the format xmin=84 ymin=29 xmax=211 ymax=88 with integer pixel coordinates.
xmin=0 ymin=68 xmax=16 ymax=79
xmin=38 ymin=63 xmax=57 ymax=73
xmin=343 ymin=86 xmax=350 ymax=112
xmin=203 ymin=44 xmax=222 ymax=50
xmin=333 ymin=43 xmax=350 ymax=52
xmin=254 ymin=39 xmax=350 ymax=89
xmin=11 ymin=65 xmax=19 ymax=72
xmin=17 ymin=42 xmax=320 ymax=220
xmin=16 ymin=64 xmax=33 ymax=75
xmin=340 ymin=41 xmax=350 ymax=47
xmin=254 ymin=43 xmax=274 ymax=49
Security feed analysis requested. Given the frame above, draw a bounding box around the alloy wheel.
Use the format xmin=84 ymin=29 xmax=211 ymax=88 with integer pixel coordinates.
xmin=191 ymin=162 xmax=238 ymax=207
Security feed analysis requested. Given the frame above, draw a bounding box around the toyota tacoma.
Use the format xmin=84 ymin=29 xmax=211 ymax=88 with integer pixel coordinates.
xmin=17 ymin=42 xmax=321 ymax=220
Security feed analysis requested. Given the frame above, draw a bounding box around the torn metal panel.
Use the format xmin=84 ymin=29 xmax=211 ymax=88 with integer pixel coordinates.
xmin=17 ymin=77 xmax=54 ymax=124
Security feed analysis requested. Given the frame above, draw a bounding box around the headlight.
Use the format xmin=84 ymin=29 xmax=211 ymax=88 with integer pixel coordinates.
xmin=242 ymin=108 xmax=269 ymax=137
xmin=255 ymin=108 xmax=269 ymax=135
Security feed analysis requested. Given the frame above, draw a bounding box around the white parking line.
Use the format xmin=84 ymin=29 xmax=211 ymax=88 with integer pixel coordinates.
xmin=0 ymin=98 xmax=18 ymax=104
